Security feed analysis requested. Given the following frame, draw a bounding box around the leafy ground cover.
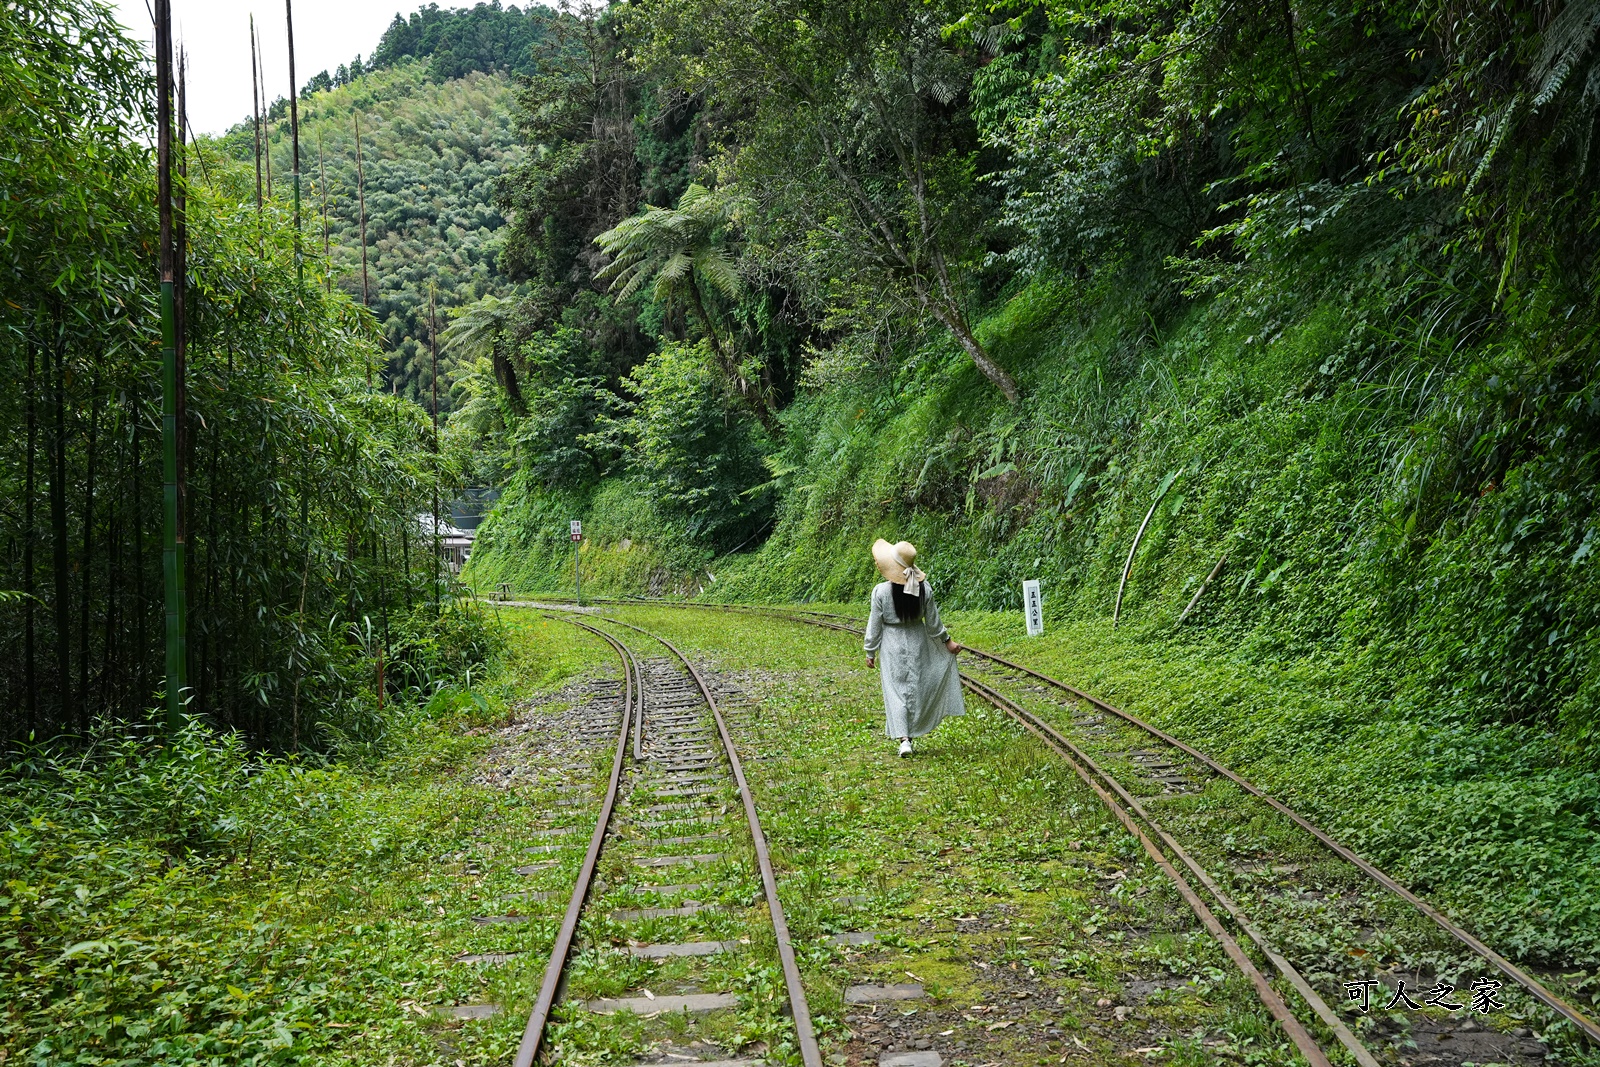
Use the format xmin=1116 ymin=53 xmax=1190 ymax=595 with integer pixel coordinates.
xmin=0 ymin=612 xmax=605 ymax=1066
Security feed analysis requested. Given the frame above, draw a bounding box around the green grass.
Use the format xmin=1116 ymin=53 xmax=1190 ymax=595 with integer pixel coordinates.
xmin=0 ymin=616 xmax=612 ymax=1066
xmin=11 ymin=598 xmax=1590 ymax=1064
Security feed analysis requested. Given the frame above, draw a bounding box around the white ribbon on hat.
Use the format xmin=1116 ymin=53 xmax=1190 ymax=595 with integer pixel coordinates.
xmin=895 ymin=547 xmax=926 ymax=596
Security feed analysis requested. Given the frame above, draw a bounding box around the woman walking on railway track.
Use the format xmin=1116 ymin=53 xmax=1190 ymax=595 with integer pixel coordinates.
xmin=864 ymin=539 xmax=964 ymax=757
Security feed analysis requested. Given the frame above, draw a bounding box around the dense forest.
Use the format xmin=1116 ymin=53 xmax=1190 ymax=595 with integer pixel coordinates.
xmin=0 ymin=2 xmax=496 ymax=748
xmin=463 ymin=0 xmax=1600 ymax=755
xmin=220 ymin=64 xmax=525 ymax=414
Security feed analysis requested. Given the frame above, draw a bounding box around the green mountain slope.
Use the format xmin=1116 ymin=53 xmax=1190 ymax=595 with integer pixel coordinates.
xmin=214 ymin=61 xmax=523 ymax=409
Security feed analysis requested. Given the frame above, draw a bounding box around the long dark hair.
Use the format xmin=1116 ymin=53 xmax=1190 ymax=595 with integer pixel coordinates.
xmin=890 ymin=581 xmax=924 ymax=621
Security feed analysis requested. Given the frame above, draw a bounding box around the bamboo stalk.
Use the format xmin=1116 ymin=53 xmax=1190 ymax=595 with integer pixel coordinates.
xmin=1176 ymin=554 xmax=1227 ymax=627
xmin=257 ymin=23 xmax=272 ymax=198
xmin=286 ymin=0 xmax=302 ymax=283
xmin=354 ymin=113 xmax=372 ymax=385
xmin=50 ymin=319 xmax=71 ymax=729
xmin=430 ymin=284 xmax=441 ymax=613
xmin=155 ymin=0 xmax=186 ymax=729
xmin=317 ymin=134 xmax=330 ymax=293
xmin=23 ymin=287 xmax=36 ymax=732
xmin=177 ymin=49 xmax=190 ymax=548
xmin=78 ymin=376 xmax=100 ymax=731
xmin=250 ymin=16 xmax=263 ymax=210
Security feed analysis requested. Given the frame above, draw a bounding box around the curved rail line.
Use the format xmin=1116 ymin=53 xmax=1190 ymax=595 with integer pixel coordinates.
xmin=517 ymin=610 xmax=823 ymax=1067
xmin=511 ymin=594 xmax=1600 ymax=1052
xmin=513 ymin=616 xmax=638 ymax=1067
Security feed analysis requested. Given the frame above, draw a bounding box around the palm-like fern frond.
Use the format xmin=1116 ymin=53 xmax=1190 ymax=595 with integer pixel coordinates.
xmin=1533 ymin=0 xmax=1600 ymax=107
xmin=442 ymin=294 xmax=514 ymax=361
xmin=594 ymin=183 xmax=744 ymax=311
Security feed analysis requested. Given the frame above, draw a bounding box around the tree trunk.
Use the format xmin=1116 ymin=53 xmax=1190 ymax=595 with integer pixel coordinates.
xmin=687 ymin=275 xmax=776 ymax=430
xmin=925 ymin=300 xmax=1019 ymax=403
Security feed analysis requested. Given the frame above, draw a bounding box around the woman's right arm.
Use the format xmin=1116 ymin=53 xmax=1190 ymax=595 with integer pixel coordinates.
xmin=863 ymin=586 xmax=884 ymax=666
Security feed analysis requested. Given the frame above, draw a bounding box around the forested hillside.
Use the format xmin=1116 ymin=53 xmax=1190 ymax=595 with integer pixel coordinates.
xmin=215 ymin=3 xmax=560 ymax=410
xmin=464 ymin=1 xmax=1600 ymax=751
xmin=217 ymin=63 xmax=524 ymax=411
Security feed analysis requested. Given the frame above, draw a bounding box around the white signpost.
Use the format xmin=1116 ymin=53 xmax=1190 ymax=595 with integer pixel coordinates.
xmin=570 ymin=520 xmax=582 ymax=604
xmin=1022 ymin=579 xmax=1044 ymax=636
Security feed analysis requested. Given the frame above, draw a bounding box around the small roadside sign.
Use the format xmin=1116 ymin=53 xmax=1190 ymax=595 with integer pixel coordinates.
xmin=570 ymin=519 xmax=582 ymax=543
xmin=1023 ymin=579 xmax=1044 ymax=636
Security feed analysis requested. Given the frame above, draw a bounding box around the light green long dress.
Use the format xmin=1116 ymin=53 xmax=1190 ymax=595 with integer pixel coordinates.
xmin=863 ymin=580 xmax=965 ymax=739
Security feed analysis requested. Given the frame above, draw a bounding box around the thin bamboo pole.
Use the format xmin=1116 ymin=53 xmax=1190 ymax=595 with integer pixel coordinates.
xmin=155 ymin=0 xmax=186 ymax=729
xmin=1177 ymin=554 xmax=1227 ymax=627
xmin=177 ymin=49 xmax=190 ymax=558
xmin=1112 ymin=475 xmax=1177 ymax=629
xmin=354 ymin=113 xmax=372 ymax=385
xmin=78 ymin=377 xmax=100 ymax=731
xmin=317 ymin=135 xmax=330 ymax=294
xmin=286 ymin=0 xmax=302 ymax=285
xmin=250 ymin=16 xmax=263 ymax=210
xmin=23 ymin=292 xmax=36 ymax=733
xmin=257 ymin=24 xmax=272 ymax=199
xmin=430 ymin=284 xmax=441 ymax=613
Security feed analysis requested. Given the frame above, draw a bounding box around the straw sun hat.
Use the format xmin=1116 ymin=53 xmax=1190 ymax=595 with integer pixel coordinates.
xmin=872 ymin=539 xmax=927 ymax=595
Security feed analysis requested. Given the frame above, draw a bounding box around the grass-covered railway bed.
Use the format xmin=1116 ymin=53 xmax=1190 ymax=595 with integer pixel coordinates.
xmin=572 ymin=604 xmax=1315 ymax=1067
xmin=521 ymin=601 xmax=1587 ymax=1067
xmin=6 ymin=602 xmax=1591 ymax=1066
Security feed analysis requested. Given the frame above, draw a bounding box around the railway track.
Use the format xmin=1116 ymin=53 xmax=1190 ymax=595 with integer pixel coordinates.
xmin=506 ymin=595 xmax=1595 ymax=1066
xmin=509 ymin=613 xmax=825 ymax=1067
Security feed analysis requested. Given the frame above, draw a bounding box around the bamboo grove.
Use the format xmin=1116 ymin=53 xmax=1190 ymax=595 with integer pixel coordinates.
xmin=0 ymin=1 xmax=489 ymax=750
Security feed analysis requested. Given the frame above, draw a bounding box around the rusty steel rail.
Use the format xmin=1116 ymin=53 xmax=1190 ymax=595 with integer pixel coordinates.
xmin=960 ymin=673 xmax=1354 ymax=1067
xmin=538 ymin=595 xmax=1600 ymax=1047
xmin=539 ymin=607 xmax=825 ymax=1067
xmin=961 ymin=647 xmax=1600 ymax=1045
xmin=512 ymin=616 xmax=638 ymax=1067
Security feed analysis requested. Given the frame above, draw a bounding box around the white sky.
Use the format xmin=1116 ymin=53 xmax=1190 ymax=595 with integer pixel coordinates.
xmin=111 ymin=1 xmax=432 ymax=136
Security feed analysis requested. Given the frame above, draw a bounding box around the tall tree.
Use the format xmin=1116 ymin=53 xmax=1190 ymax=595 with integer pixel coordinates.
xmin=594 ymin=183 xmax=766 ymax=414
xmin=630 ymin=0 xmax=1019 ymax=400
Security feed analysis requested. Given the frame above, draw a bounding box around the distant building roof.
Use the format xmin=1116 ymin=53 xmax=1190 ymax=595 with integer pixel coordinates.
xmin=418 ymin=512 xmax=476 ymax=543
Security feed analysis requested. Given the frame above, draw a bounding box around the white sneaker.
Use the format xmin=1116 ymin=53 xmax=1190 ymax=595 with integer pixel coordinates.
xmin=898 ymin=739 xmax=913 ymax=758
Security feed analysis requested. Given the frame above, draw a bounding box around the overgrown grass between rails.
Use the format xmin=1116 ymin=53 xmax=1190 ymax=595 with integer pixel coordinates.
xmin=0 ymin=610 xmax=612 ymax=1066
xmin=575 ymin=601 xmax=1600 ymax=1059
xmin=597 ymin=605 xmax=1316 ymax=1066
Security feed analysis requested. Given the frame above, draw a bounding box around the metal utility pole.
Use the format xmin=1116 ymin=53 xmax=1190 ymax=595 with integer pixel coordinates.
xmin=285 ymin=0 xmax=302 ymax=284
xmin=154 ymin=0 xmax=187 ymax=728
